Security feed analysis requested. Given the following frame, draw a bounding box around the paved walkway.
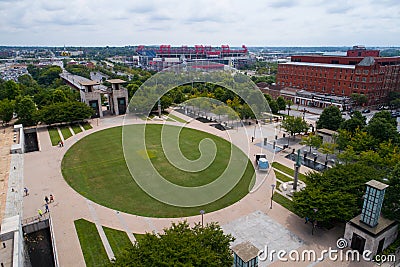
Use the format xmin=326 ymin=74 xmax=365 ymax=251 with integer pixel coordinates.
xmin=0 ymin=126 xmax=13 ymax=221
xmin=22 ymin=113 xmax=373 ymax=267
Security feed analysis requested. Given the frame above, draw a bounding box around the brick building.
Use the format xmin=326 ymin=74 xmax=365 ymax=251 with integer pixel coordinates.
xmin=276 ymin=46 xmax=400 ymax=106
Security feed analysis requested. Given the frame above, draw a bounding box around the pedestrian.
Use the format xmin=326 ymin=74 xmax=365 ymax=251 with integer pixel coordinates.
xmin=38 ymin=208 xmax=43 ymax=217
xmin=24 ymin=187 xmax=29 ymax=196
xmin=305 ymin=217 xmax=309 ymax=224
xmin=50 ymin=194 xmax=54 ymax=203
xmin=251 ymin=136 xmax=254 ymax=143
xmin=45 ymin=196 xmax=49 ymax=204
xmin=45 ymin=203 xmax=49 ymax=213
xmin=58 ymin=141 xmax=61 ymax=147
xmin=61 ymin=141 xmax=64 ymax=147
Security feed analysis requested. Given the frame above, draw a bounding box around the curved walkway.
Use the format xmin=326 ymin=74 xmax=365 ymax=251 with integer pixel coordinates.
xmin=22 ymin=114 xmax=369 ymax=267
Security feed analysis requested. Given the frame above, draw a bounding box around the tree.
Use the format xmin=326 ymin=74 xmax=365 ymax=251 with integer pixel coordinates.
xmin=268 ymin=99 xmax=279 ymax=114
xmin=0 ymin=80 xmax=20 ymax=100
xmin=277 ymin=96 xmax=287 ymax=111
xmin=281 ymin=116 xmax=309 ymax=137
xmin=0 ymin=99 xmax=15 ymax=125
xmin=350 ymin=93 xmax=368 ymax=109
xmin=39 ymin=101 xmax=94 ymax=125
xmin=300 ymin=133 xmax=323 ymax=152
xmin=318 ymin=142 xmax=338 ymax=161
xmin=366 ymin=115 xmax=399 ymax=145
xmin=109 ymin=221 xmax=234 ymax=267
xmin=15 ymin=96 xmax=38 ymax=126
xmin=293 ymin=163 xmax=379 ymax=225
xmin=381 ymin=163 xmax=400 ymax=222
xmin=316 ymin=105 xmax=344 ymax=131
xmin=340 ymin=111 xmax=366 ymax=133
xmin=286 ymin=99 xmax=293 ymax=116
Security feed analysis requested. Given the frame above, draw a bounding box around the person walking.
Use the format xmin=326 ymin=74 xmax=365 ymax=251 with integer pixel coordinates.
xmin=45 ymin=203 xmax=49 ymax=213
xmin=44 ymin=196 xmax=49 ymax=204
xmin=24 ymin=187 xmax=29 ymax=196
xmin=38 ymin=209 xmax=43 ymax=217
xmin=49 ymin=194 xmax=54 ymax=203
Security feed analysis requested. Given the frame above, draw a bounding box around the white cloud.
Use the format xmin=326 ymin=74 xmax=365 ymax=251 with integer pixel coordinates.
xmin=0 ymin=0 xmax=398 ymax=46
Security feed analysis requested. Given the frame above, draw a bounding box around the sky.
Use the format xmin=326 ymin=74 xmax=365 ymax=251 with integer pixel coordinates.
xmin=0 ymin=0 xmax=399 ymax=47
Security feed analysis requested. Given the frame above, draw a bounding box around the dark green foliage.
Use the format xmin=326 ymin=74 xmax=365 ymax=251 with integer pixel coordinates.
xmin=0 ymin=80 xmax=20 ymax=100
xmin=316 ymin=105 xmax=344 ymax=131
xmin=15 ymin=96 xmax=38 ymax=126
xmin=109 ymin=221 xmax=234 ymax=267
xmin=39 ymin=101 xmax=94 ymax=125
xmin=293 ymin=163 xmax=378 ymax=224
xmin=281 ymin=116 xmax=309 ymax=136
xmin=65 ymin=64 xmax=91 ymax=79
xmin=0 ymin=98 xmax=15 ymax=125
xmin=340 ymin=111 xmax=366 ymax=133
xmin=381 ymin=163 xmax=400 ymax=222
xmin=277 ymin=96 xmax=287 ymax=111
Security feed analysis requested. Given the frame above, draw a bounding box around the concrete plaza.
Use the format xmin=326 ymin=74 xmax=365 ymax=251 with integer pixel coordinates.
xmin=20 ymin=111 xmax=374 ymax=267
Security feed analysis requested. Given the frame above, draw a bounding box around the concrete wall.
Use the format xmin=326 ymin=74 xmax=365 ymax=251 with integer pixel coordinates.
xmin=344 ymin=223 xmax=399 ymax=256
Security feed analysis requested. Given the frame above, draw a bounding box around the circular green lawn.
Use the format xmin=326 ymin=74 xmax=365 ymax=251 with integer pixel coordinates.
xmin=62 ymin=124 xmax=255 ymax=217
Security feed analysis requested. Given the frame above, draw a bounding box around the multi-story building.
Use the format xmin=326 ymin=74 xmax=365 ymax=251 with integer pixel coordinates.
xmin=276 ymin=46 xmax=400 ymax=106
xmin=136 ymin=45 xmax=250 ymax=71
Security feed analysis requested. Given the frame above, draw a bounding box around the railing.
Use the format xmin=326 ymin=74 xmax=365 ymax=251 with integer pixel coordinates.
xmin=49 ymin=216 xmax=59 ymax=267
xmin=21 ymin=213 xmax=50 ymax=226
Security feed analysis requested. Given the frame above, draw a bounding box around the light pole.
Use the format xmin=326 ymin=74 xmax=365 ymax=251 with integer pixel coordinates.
xmin=200 ymin=210 xmax=205 ymax=227
xmin=270 ymin=184 xmax=276 ymax=209
xmin=312 ymin=208 xmax=318 ymax=235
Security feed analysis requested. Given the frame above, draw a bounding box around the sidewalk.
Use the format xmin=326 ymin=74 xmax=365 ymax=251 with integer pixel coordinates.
xmin=22 ymin=114 xmax=371 ymax=266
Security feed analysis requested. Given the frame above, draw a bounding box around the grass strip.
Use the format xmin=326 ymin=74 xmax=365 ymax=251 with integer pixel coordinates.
xmin=274 ymin=170 xmax=293 ymax=182
xmin=82 ymin=122 xmax=93 ymax=130
xmin=60 ymin=126 xmax=73 ymax=140
xmin=168 ymin=114 xmax=187 ymax=123
xmin=71 ymin=124 xmax=83 ymax=134
xmin=103 ymin=226 xmax=132 ymax=257
xmin=48 ymin=127 xmax=61 ymax=146
xmin=74 ymin=219 xmax=109 ymax=267
xmin=273 ymin=192 xmax=297 ymax=214
xmin=272 ymin=162 xmax=308 ymax=183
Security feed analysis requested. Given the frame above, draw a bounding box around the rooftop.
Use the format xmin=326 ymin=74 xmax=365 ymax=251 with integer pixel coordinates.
xmin=282 ymin=61 xmax=356 ymax=69
xmin=231 ymin=241 xmax=259 ymax=262
xmin=79 ymin=81 xmax=99 ymax=86
xmin=106 ymin=79 xmax=126 ymax=84
xmin=366 ymin=180 xmax=389 ymax=191
xmin=350 ymin=214 xmax=396 ymax=236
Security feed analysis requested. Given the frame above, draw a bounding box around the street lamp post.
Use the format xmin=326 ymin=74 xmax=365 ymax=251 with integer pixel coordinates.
xmin=270 ymin=184 xmax=276 ymax=209
xmin=200 ymin=210 xmax=205 ymax=227
xmin=312 ymin=208 xmax=318 ymax=235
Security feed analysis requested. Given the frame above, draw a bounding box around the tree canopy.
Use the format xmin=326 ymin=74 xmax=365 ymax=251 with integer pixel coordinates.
xmin=316 ymin=105 xmax=344 ymax=131
xmin=109 ymin=221 xmax=234 ymax=267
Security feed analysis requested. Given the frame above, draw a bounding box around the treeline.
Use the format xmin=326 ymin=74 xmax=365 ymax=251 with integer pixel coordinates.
xmin=0 ymin=65 xmax=93 ymax=126
xmin=292 ymin=106 xmax=400 ymax=227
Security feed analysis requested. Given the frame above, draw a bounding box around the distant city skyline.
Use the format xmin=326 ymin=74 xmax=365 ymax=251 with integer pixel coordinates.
xmin=1 ymin=0 xmax=399 ymax=47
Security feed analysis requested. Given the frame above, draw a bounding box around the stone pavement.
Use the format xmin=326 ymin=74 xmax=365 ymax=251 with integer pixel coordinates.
xmin=0 ymin=126 xmax=13 ymax=222
xmin=22 ymin=113 xmax=374 ymax=267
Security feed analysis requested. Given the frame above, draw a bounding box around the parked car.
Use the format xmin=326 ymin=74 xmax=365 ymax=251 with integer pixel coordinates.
xmin=362 ymin=109 xmax=371 ymax=113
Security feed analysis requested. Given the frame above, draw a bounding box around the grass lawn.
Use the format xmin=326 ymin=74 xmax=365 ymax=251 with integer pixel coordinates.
xmin=274 ymin=170 xmax=293 ymax=182
xmin=74 ymin=219 xmax=109 ymax=267
xmin=48 ymin=127 xmax=61 ymax=146
xmin=273 ymin=192 xmax=297 ymax=214
xmin=62 ymin=124 xmax=255 ymax=217
xmin=82 ymin=122 xmax=92 ymax=130
xmin=103 ymin=226 xmax=132 ymax=257
xmin=71 ymin=124 xmax=83 ymax=134
xmin=60 ymin=125 xmax=73 ymax=140
xmin=167 ymin=113 xmax=187 ymax=123
xmin=276 ymin=180 xmax=281 ymax=190
xmin=272 ymin=162 xmax=309 ymax=183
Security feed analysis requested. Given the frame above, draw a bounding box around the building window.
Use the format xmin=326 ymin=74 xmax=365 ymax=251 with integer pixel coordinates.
xmin=363 ymin=70 xmax=369 ymax=75
xmin=362 ymin=77 xmax=366 ymax=82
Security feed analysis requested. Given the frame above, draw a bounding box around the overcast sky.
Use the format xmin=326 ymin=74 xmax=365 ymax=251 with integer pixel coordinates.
xmin=0 ymin=0 xmax=399 ymax=47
